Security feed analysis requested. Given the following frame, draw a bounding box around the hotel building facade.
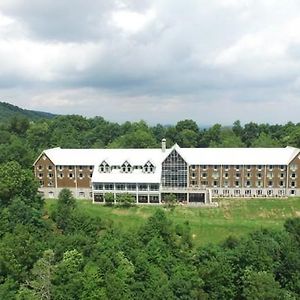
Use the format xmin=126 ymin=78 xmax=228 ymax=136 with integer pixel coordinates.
xmin=33 ymin=140 xmax=300 ymax=204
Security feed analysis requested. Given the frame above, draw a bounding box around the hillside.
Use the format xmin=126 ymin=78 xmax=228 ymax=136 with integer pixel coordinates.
xmin=0 ymin=101 xmax=56 ymax=121
xmin=46 ymin=197 xmax=300 ymax=247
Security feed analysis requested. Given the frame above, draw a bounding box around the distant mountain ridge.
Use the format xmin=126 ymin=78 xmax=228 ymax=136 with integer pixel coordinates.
xmin=0 ymin=101 xmax=56 ymax=121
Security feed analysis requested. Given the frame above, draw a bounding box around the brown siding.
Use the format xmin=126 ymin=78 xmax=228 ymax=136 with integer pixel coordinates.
xmin=288 ymin=153 xmax=300 ymax=188
xmin=34 ymin=154 xmax=55 ymax=188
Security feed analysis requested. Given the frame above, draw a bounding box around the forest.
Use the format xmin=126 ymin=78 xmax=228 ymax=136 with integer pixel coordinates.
xmin=1 ymin=114 xmax=300 ymax=299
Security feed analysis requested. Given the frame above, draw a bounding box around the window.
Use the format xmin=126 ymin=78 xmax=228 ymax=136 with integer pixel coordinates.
xmin=234 ymin=189 xmax=241 ymax=196
xmin=223 ymin=180 xmax=228 ymax=187
xmin=224 ymin=165 xmax=229 ymax=171
xmin=48 ymin=181 xmax=53 ymax=187
xmin=69 ymin=173 xmax=73 ymax=178
xmin=191 ymin=180 xmax=196 ymax=186
xmin=290 ymin=164 xmax=297 ymax=171
xmin=191 ymin=165 xmax=196 ymax=170
xmin=214 ymin=165 xmax=218 ymax=171
xmin=279 ymin=180 xmax=284 ymax=187
xmin=121 ymin=161 xmax=132 ymax=173
xmin=290 ymin=190 xmax=296 ymax=196
xmin=213 ymin=180 xmax=218 ymax=187
xmin=79 ymin=192 xmax=85 ymax=198
xmin=202 ymin=173 xmax=207 ymax=178
xmin=58 ymin=165 xmax=63 ymax=171
xmin=212 ymin=189 xmax=218 ymax=195
xmin=89 ymin=174 xmax=92 ymax=178
xmin=79 ymin=173 xmax=84 ymax=179
xmin=235 ymin=165 xmax=240 ymax=170
xmin=291 ymin=181 xmax=296 ymax=187
xmin=138 ymin=184 xmax=148 ymax=191
xmin=268 ymin=180 xmax=273 ymax=187
xmin=150 ymin=195 xmax=159 ymax=203
xmin=116 ymin=184 xmax=125 ymax=190
xmin=245 ymin=190 xmax=251 ymax=196
xmin=236 ymin=173 xmax=240 ymax=179
xmin=89 ymin=166 xmax=93 ymax=171
xmin=280 ymin=165 xmax=285 ymax=171
xmin=69 ymin=166 xmax=73 ymax=171
xmin=99 ymin=161 xmax=110 ymax=173
xmin=150 ymin=184 xmax=159 ymax=191
xmin=48 ymin=165 xmax=53 ymax=171
xmin=191 ymin=172 xmax=196 ymax=178
xmin=59 ymin=173 xmax=64 ymax=179
xmin=280 ymin=173 xmax=285 ymax=179
xmin=38 ymin=173 xmax=43 ymax=178
xmin=223 ymin=189 xmax=229 ymax=196
xmin=246 ymin=180 xmax=251 ymax=187
xmin=291 ymin=173 xmax=297 ymax=179
xmin=267 ymin=190 xmax=273 ymax=196
xmin=38 ymin=165 xmax=43 ymax=170
xmin=127 ymin=184 xmax=136 ymax=191
xmin=268 ymin=165 xmax=273 ymax=171
xmin=48 ymin=173 xmax=53 ymax=178
xmin=144 ymin=161 xmax=155 ymax=173
xmin=257 ymin=165 xmax=262 ymax=171
xmin=224 ymin=172 xmax=229 ymax=179
xmin=246 ymin=165 xmax=251 ymax=171
xmin=257 ymin=173 xmax=262 ymax=179
xmin=201 ymin=181 xmax=208 ymax=186
xmin=104 ymin=183 xmax=114 ymax=190
xmin=257 ymin=190 xmax=263 ymax=196
xmin=79 ymin=166 xmax=83 ymax=171
xmin=202 ymin=165 xmax=207 ymax=170
xmin=257 ymin=180 xmax=262 ymax=187
xmin=235 ymin=181 xmax=240 ymax=187
xmin=39 ymin=180 xmax=44 ymax=187
xmin=247 ymin=172 xmax=251 ymax=178
xmin=94 ymin=184 xmax=103 ymax=190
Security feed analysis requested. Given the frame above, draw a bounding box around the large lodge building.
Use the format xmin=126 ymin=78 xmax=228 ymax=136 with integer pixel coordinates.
xmin=33 ymin=139 xmax=300 ymax=204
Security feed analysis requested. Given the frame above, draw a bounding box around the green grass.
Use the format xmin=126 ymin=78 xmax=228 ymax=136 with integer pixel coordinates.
xmin=45 ymin=197 xmax=300 ymax=247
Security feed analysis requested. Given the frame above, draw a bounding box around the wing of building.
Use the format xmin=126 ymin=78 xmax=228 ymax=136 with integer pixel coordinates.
xmin=33 ymin=140 xmax=300 ymax=204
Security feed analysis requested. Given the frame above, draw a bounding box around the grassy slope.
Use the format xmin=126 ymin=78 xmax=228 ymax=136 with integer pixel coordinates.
xmin=45 ymin=197 xmax=300 ymax=247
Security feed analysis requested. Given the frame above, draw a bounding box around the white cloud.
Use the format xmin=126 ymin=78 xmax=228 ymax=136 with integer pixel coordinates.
xmin=1 ymin=0 xmax=300 ymax=124
xmin=111 ymin=8 xmax=156 ymax=34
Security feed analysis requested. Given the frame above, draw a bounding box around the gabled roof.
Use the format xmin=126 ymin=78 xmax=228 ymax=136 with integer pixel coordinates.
xmin=37 ymin=145 xmax=299 ymax=168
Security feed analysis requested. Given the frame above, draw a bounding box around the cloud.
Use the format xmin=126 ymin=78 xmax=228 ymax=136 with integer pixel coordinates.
xmin=1 ymin=0 xmax=300 ymax=124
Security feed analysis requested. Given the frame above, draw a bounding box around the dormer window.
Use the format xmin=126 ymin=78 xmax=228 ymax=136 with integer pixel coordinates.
xmin=143 ymin=161 xmax=155 ymax=173
xmin=121 ymin=161 xmax=132 ymax=173
xmin=99 ymin=161 xmax=110 ymax=173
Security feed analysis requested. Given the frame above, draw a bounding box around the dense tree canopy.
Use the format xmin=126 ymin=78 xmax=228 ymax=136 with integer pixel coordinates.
xmin=1 ymin=115 xmax=300 ymax=298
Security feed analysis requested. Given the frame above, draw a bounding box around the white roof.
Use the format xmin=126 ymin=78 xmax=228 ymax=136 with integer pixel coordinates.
xmin=92 ymin=169 xmax=161 ymax=184
xmin=42 ymin=148 xmax=168 ymax=166
xmin=177 ymin=145 xmax=299 ymax=165
xmin=38 ymin=145 xmax=299 ymax=184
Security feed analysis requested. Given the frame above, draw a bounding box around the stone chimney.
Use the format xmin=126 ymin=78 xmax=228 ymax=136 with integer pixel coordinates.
xmin=161 ymin=138 xmax=166 ymax=152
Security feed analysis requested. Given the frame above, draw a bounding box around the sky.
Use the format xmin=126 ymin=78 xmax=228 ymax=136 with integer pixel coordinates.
xmin=1 ymin=0 xmax=300 ymax=125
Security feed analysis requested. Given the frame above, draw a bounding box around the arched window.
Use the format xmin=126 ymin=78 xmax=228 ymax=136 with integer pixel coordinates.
xmin=143 ymin=161 xmax=155 ymax=173
xmin=99 ymin=161 xmax=110 ymax=173
xmin=121 ymin=161 xmax=132 ymax=173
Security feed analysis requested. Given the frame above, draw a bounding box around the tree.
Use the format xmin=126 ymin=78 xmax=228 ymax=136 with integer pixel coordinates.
xmin=55 ymin=189 xmax=76 ymax=232
xmin=252 ymin=132 xmax=280 ymax=147
xmin=242 ymin=269 xmax=285 ymax=300
xmin=163 ymin=194 xmax=177 ymax=208
xmin=104 ymin=193 xmax=115 ymax=205
xmin=0 ymin=161 xmax=40 ymax=208
xmin=21 ymin=250 xmax=55 ymax=300
xmin=116 ymin=193 xmax=135 ymax=207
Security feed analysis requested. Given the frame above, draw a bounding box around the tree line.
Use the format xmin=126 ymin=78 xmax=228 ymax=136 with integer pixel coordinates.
xmin=0 ymin=163 xmax=300 ymax=299
xmin=1 ymin=115 xmax=300 ymax=170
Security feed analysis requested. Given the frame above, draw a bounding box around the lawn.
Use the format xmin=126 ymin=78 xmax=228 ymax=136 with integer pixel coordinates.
xmin=45 ymin=197 xmax=300 ymax=247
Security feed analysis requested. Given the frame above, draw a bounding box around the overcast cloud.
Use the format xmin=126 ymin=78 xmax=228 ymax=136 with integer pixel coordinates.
xmin=1 ymin=0 xmax=300 ymax=125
